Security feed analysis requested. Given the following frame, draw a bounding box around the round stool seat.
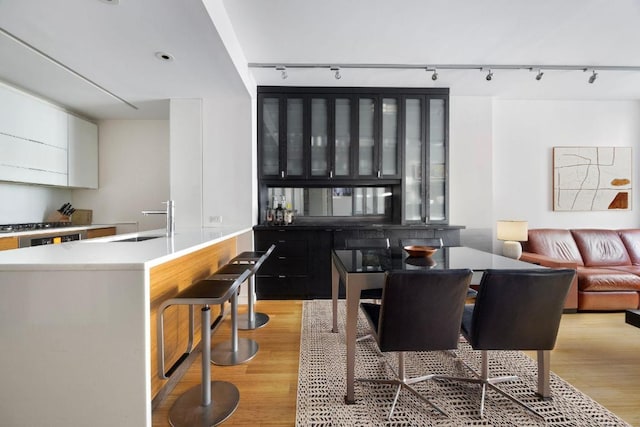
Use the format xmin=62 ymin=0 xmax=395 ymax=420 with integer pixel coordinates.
xmin=229 ymin=251 xmax=265 ymax=264
xmin=211 ymin=263 xmax=251 ymax=280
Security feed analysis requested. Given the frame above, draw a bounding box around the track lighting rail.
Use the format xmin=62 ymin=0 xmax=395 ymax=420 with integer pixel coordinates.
xmin=250 ymin=62 xmax=640 ymax=83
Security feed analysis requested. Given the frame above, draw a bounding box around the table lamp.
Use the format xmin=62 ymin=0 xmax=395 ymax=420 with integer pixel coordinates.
xmin=496 ymin=220 xmax=528 ymax=259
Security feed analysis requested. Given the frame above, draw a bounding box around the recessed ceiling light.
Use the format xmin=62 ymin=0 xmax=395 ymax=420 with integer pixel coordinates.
xmin=155 ymin=51 xmax=174 ymax=62
xmin=98 ymin=0 xmax=119 ymax=4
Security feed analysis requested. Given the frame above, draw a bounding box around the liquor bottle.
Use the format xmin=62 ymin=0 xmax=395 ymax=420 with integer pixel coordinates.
xmin=265 ymin=202 xmax=274 ymax=224
xmin=275 ymin=199 xmax=285 ymax=225
xmin=285 ymin=203 xmax=293 ymax=224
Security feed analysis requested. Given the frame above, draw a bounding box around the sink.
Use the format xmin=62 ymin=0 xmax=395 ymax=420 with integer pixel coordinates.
xmin=112 ymin=236 xmax=163 ymax=242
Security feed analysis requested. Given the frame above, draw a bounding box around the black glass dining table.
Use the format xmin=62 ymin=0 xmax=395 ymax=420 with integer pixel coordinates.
xmin=330 ymin=246 xmax=542 ymax=404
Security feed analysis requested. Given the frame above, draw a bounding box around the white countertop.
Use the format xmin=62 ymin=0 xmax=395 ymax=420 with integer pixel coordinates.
xmin=0 ymin=225 xmax=252 ymax=271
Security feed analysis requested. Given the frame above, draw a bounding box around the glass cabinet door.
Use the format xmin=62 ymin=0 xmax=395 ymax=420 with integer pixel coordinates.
xmin=381 ymin=98 xmax=399 ymax=177
xmin=429 ymin=98 xmax=446 ymax=221
xmin=334 ymin=98 xmax=351 ymax=177
xmin=310 ymin=98 xmax=329 ymax=176
xmin=286 ymin=98 xmax=304 ymax=177
xmin=358 ymin=98 xmax=376 ymax=176
xmin=261 ymin=97 xmax=280 ymax=176
xmin=404 ymin=98 xmax=423 ymax=222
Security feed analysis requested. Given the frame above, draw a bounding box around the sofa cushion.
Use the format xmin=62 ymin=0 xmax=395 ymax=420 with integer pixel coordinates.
xmin=524 ymin=229 xmax=584 ymax=266
xmin=571 ymin=229 xmax=631 ymax=267
xmin=578 ymin=291 xmax=639 ymax=311
xmin=618 ymin=229 xmax=640 ymax=265
xmin=577 ymin=267 xmax=640 ymax=291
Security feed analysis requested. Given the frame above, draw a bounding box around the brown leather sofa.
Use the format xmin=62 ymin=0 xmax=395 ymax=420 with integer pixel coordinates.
xmin=521 ymin=229 xmax=640 ymax=311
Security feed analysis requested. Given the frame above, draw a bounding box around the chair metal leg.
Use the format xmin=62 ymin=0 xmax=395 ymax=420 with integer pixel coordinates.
xmin=434 ymin=350 xmax=545 ymax=419
xmin=357 ymin=352 xmax=448 ymax=419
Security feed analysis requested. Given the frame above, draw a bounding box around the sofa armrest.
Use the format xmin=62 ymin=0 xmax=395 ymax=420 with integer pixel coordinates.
xmin=520 ymin=252 xmax=578 ymax=269
xmin=520 ymin=252 xmax=578 ymax=311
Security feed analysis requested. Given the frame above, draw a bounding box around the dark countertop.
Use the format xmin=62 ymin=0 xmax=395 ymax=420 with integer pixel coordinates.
xmin=253 ymin=223 xmax=465 ymax=231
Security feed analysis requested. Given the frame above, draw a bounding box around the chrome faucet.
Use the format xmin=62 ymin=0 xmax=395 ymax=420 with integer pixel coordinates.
xmin=142 ymin=200 xmax=175 ymax=237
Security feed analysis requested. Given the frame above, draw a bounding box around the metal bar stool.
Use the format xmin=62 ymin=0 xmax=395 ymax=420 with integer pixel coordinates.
xmin=228 ymin=244 xmax=276 ymax=330
xmin=157 ymin=268 xmax=251 ymax=427
xmin=206 ymin=263 xmax=259 ymax=366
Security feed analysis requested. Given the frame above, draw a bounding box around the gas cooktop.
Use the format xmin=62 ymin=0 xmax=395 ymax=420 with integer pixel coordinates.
xmin=0 ymin=222 xmax=75 ymax=234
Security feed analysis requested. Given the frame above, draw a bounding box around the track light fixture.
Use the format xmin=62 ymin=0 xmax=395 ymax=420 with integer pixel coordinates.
xmin=276 ymin=66 xmax=287 ymax=80
xmin=485 ymin=69 xmax=493 ymax=81
xmin=255 ymin=63 xmax=638 ymax=84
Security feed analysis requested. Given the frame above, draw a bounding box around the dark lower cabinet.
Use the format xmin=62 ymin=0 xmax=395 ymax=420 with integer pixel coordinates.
xmin=254 ymin=225 xmax=461 ymax=299
xmin=254 ymin=228 xmax=332 ymax=299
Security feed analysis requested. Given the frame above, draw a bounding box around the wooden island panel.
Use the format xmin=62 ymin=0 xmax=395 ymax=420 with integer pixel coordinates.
xmin=149 ymin=237 xmax=236 ymax=399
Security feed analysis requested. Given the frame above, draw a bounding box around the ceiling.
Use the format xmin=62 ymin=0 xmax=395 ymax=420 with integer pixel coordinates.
xmin=1 ymin=0 xmax=640 ymax=121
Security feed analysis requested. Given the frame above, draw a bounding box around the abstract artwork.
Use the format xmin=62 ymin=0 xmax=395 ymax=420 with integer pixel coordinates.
xmin=553 ymin=146 xmax=631 ymax=211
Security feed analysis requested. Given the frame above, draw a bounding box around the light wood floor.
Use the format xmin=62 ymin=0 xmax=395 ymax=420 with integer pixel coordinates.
xmin=152 ymin=301 xmax=640 ymax=427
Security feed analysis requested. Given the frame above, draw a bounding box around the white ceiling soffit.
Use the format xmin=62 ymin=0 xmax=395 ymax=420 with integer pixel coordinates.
xmin=0 ymin=0 xmax=246 ymax=120
xmin=224 ymin=0 xmax=640 ymax=100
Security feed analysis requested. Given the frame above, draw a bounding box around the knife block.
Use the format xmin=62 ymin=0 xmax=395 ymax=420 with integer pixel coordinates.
xmin=46 ymin=211 xmax=71 ymax=222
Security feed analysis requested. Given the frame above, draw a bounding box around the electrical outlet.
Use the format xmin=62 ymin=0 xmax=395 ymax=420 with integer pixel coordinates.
xmin=209 ymin=215 xmax=223 ymax=223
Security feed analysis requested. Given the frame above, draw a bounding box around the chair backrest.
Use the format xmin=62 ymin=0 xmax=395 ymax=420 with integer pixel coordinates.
xmin=399 ymin=238 xmax=443 ymax=248
xmin=467 ymin=268 xmax=575 ymax=351
xmin=376 ymin=269 xmax=473 ymax=352
xmin=345 ymin=238 xmax=390 ymax=249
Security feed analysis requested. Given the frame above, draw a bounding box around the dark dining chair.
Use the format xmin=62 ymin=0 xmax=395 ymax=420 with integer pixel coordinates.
xmin=435 ymin=268 xmax=575 ymax=418
xmin=357 ymin=269 xmax=473 ymax=419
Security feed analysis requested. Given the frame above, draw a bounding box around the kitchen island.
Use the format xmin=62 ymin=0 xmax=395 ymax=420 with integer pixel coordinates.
xmin=0 ymin=225 xmax=252 ymax=427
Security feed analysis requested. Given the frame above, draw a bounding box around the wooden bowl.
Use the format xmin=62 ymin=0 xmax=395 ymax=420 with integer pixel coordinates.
xmin=403 ymin=245 xmax=438 ymax=258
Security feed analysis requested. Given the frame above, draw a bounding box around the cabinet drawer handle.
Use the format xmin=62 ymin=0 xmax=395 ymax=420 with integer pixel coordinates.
xmin=278 ymin=275 xmax=286 ymax=278
xmin=281 ymin=171 xmax=285 ymax=178
xmin=377 ymin=170 xmax=381 ymax=178
xmin=278 ymin=256 xmax=287 ymax=260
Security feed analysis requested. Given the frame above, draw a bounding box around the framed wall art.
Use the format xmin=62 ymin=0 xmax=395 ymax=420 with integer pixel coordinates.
xmin=553 ymin=146 xmax=631 ymax=211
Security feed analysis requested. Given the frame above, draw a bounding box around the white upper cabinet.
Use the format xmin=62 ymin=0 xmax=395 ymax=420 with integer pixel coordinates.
xmin=0 ymin=83 xmax=68 ymax=186
xmin=0 ymin=82 xmax=98 ymax=188
xmin=68 ymin=115 xmax=98 ymax=189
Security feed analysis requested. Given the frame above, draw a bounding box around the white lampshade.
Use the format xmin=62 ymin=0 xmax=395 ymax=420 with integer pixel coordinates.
xmin=496 ymin=220 xmax=528 ymax=242
xmin=496 ymin=220 xmax=528 ymax=259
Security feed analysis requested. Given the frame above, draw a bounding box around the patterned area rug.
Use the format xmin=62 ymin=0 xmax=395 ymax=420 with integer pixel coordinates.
xmin=296 ymin=300 xmax=630 ymax=426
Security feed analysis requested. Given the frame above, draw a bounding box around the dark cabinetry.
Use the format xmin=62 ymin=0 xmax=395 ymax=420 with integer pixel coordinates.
xmin=254 ymin=228 xmax=332 ymax=299
xmin=258 ymin=86 xmax=450 ymax=225
xmin=259 ymin=88 xmax=406 ymax=182
xmin=254 ymin=225 xmax=461 ymax=299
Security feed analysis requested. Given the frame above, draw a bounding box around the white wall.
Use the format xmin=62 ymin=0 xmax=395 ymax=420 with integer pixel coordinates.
xmin=493 ymin=100 xmax=640 ymax=229
xmin=170 ymin=99 xmax=203 ymax=228
xmin=0 ymin=182 xmax=71 ymax=224
xmin=449 ymin=96 xmax=494 ymax=251
xmin=449 ymin=97 xmax=640 ymax=252
xmin=72 ymin=120 xmax=169 ymax=233
xmin=202 ymin=93 xmax=255 ymax=228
